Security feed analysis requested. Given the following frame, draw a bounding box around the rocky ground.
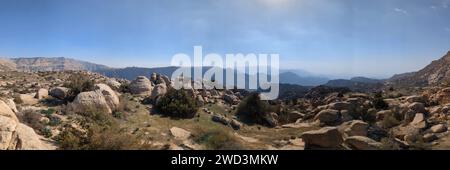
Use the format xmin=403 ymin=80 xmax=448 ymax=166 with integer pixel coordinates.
xmin=1 ymin=70 xmax=450 ymax=150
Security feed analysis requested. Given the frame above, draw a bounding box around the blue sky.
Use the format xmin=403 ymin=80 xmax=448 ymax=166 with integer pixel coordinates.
xmin=0 ymin=0 xmax=449 ymax=78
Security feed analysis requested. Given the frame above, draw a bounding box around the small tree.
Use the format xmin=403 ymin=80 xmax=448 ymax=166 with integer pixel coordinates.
xmin=64 ymin=73 xmax=94 ymax=102
xmin=155 ymin=89 xmax=200 ymax=119
xmin=236 ymin=93 xmax=279 ymax=126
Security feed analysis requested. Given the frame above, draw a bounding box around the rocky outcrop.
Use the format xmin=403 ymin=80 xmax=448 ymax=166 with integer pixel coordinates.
xmin=1 ymin=100 xmax=53 ymax=150
xmin=129 ymin=76 xmax=153 ymax=96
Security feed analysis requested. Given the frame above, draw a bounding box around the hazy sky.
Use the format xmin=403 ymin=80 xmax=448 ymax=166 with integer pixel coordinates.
xmin=0 ymin=0 xmax=449 ymax=78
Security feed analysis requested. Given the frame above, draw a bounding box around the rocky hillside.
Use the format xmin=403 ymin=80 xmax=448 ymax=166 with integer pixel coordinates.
xmin=388 ymin=51 xmax=450 ymax=87
xmin=0 ymin=58 xmax=17 ymax=72
xmin=9 ymin=57 xmax=109 ymax=72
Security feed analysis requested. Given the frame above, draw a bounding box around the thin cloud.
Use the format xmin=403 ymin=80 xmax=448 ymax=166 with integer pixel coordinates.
xmin=442 ymin=0 xmax=449 ymax=8
xmin=394 ymin=8 xmax=408 ymax=14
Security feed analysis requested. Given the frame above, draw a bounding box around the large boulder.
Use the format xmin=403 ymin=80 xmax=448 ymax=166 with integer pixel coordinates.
xmin=286 ymin=111 xmax=305 ymax=123
xmin=49 ymin=87 xmax=70 ymax=100
xmin=410 ymin=113 xmax=427 ymax=129
xmin=301 ymin=127 xmax=343 ymax=149
xmin=314 ymin=109 xmax=340 ymax=125
xmin=94 ymin=84 xmax=120 ymax=111
xmin=405 ymin=95 xmax=426 ymax=103
xmin=129 ymin=76 xmax=153 ymax=96
xmin=35 ymin=88 xmax=49 ymax=100
xmin=0 ymin=100 xmax=18 ymax=121
xmin=408 ymin=102 xmax=427 ymax=113
xmin=151 ymin=83 xmax=168 ymax=100
xmin=344 ymin=120 xmax=369 ymax=137
xmin=4 ymin=99 xmax=18 ymax=113
xmin=345 ymin=136 xmax=382 ymax=150
xmin=328 ymin=102 xmax=350 ymax=111
xmin=68 ymin=91 xmax=113 ymax=114
xmin=430 ymin=124 xmax=447 ymax=133
xmin=17 ymin=94 xmax=39 ymax=105
xmin=1 ymin=100 xmax=53 ymax=150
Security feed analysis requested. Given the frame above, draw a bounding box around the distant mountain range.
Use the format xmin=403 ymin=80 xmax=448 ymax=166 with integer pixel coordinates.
xmin=3 ymin=50 xmax=450 ymax=91
xmin=0 ymin=57 xmax=109 ymax=72
xmin=324 ymin=77 xmax=384 ymax=92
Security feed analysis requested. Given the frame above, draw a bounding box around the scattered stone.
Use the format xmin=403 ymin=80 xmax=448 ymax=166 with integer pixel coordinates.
xmin=170 ymin=127 xmax=191 ymax=140
xmin=345 ymin=136 xmax=382 ymax=150
xmin=212 ymin=114 xmax=230 ymax=125
xmin=430 ymin=124 xmax=447 ymax=133
xmin=423 ymin=133 xmax=438 ymax=142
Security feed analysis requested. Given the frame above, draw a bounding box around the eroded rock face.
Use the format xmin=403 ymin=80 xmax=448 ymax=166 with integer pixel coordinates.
xmin=301 ymin=127 xmax=343 ymax=149
xmin=129 ymin=76 xmax=153 ymax=96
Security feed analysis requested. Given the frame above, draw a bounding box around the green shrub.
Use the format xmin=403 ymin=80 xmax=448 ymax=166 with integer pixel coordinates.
xmin=41 ymin=108 xmax=56 ymax=116
xmin=13 ymin=95 xmax=23 ymax=104
xmin=236 ymin=93 xmax=278 ymax=126
xmin=64 ymin=73 xmax=94 ymax=101
xmin=48 ymin=116 xmax=62 ymax=126
xmin=155 ymin=89 xmax=199 ymax=119
xmin=42 ymin=127 xmax=53 ymax=138
xmin=112 ymin=111 xmax=124 ymax=119
xmin=119 ymin=82 xmax=130 ymax=93
xmin=381 ymin=113 xmax=401 ymax=128
xmin=194 ymin=128 xmax=243 ymax=150
xmin=372 ymin=92 xmax=388 ymax=110
xmin=56 ymin=113 xmax=150 ymax=150
xmin=20 ymin=110 xmax=45 ymax=131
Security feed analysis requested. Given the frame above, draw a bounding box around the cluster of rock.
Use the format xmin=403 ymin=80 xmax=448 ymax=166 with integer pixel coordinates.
xmin=0 ymin=99 xmax=54 ymax=150
xmin=294 ymin=90 xmax=450 ymax=150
